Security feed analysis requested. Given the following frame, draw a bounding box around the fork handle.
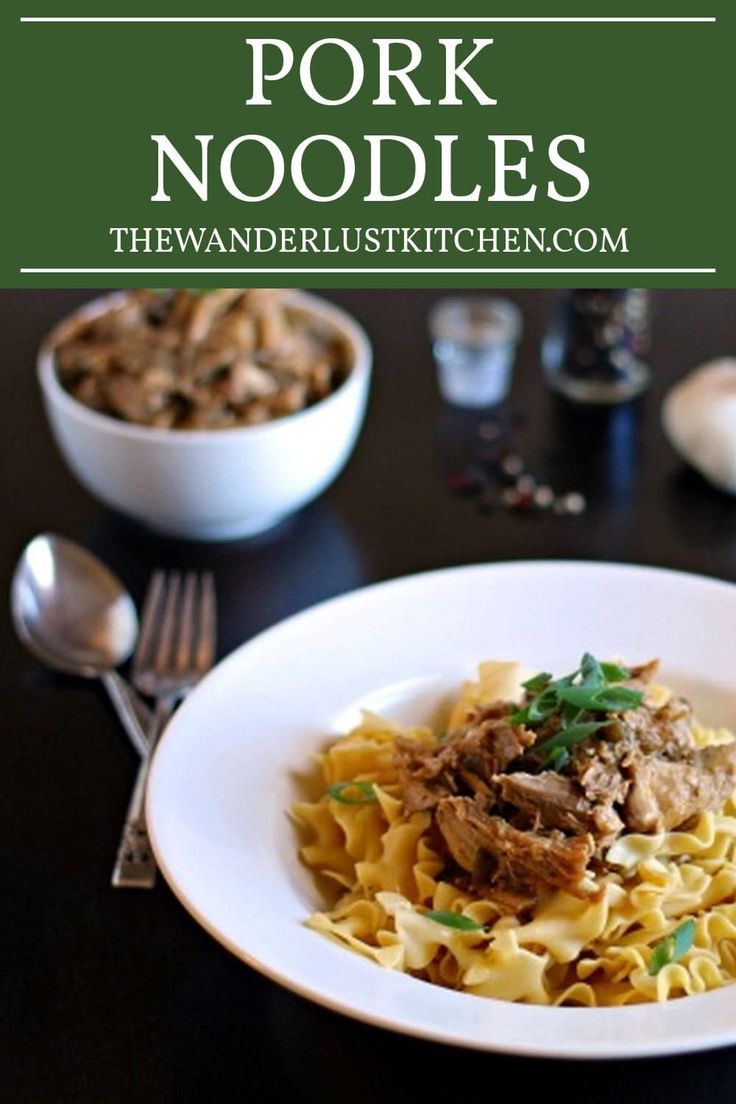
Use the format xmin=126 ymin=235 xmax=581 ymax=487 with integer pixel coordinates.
xmin=111 ymin=696 xmax=176 ymax=889
xmin=101 ymin=670 xmax=151 ymax=758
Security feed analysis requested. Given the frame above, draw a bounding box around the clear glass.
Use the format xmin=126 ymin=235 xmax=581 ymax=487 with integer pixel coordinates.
xmin=429 ymin=297 xmax=522 ymax=408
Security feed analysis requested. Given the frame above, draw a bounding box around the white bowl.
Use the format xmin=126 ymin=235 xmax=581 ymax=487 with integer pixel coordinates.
xmin=38 ymin=291 xmax=372 ymax=541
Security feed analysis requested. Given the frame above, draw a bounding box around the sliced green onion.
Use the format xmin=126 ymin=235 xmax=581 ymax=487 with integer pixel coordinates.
xmin=593 ymin=686 xmax=643 ymax=710
xmin=560 ymin=700 xmax=583 ymax=726
xmin=556 ymin=685 xmax=644 ymax=712
xmin=514 ymin=688 xmax=559 ymax=726
xmin=527 ymin=688 xmax=561 ymax=722
xmin=424 ymin=910 xmax=487 ymax=932
xmin=535 ymin=721 xmax=608 ymax=765
xmin=555 ymin=685 xmax=605 ymax=710
xmin=648 ymin=919 xmax=696 ymax=976
xmin=522 ymin=672 xmax=553 ymax=693
xmin=508 ymin=654 xmax=647 ymax=773
xmin=580 ymin=652 xmax=605 ymax=688
xmin=547 ymin=746 xmax=570 ymax=772
xmin=600 ymin=661 xmax=631 ymax=682
xmin=327 ymin=780 xmax=377 ymax=805
xmin=551 ymin=673 xmax=577 ymax=691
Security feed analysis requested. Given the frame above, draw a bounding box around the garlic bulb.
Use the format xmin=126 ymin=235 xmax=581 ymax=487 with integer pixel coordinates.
xmin=662 ymin=359 xmax=736 ymax=494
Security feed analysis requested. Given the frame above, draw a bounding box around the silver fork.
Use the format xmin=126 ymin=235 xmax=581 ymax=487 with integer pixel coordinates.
xmin=111 ymin=569 xmax=217 ymax=889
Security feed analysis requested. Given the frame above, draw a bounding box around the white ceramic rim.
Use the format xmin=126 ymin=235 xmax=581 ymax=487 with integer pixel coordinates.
xmin=37 ymin=290 xmax=372 ymax=444
xmin=146 ymin=560 xmax=736 ymax=1060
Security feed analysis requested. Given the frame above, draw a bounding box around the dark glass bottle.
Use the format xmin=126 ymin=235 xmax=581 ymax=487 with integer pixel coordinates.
xmin=542 ymin=289 xmax=651 ymax=403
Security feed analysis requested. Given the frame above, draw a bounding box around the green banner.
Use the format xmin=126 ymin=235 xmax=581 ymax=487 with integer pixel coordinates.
xmin=3 ymin=0 xmax=733 ymax=287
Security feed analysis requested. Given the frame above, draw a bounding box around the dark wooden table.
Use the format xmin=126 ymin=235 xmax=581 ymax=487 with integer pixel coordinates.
xmin=3 ymin=289 xmax=736 ymax=1103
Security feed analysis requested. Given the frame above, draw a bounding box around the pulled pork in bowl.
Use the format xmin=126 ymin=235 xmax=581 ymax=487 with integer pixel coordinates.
xmin=38 ymin=290 xmax=371 ymax=540
xmin=54 ymin=288 xmax=352 ymax=430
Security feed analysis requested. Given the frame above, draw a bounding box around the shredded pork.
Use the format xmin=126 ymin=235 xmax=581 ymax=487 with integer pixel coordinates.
xmin=396 ymin=704 xmax=533 ymax=812
xmin=395 ymin=661 xmax=736 ymax=911
xmin=436 ymin=796 xmax=596 ymax=900
xmin=55 ymin=289 xmax=351 ymax=429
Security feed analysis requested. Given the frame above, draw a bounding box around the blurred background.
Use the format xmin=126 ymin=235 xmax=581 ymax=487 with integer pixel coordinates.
xmin=3 ymin=289 xmax=735 ymax=624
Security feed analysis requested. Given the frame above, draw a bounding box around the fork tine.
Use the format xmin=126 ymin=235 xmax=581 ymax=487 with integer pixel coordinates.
xmin=113 ymin=568 xmax=217 ymax=889
xmin=132 ymin=570 xmax=166 ymax=678
xmin=194 ymin=572 xmax=216 ymax=674
xmin=153 ymin=571 xmax=182 ymax=676
xmin=175 ymin=572 xmax=198 ymax=673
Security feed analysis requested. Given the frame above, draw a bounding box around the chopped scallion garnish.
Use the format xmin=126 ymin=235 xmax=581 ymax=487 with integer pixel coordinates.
xmin=648 ymin=919 xmax=696 ymax=975
xmin=424 ymin=910 xmax=487 ymax=931
xmin=555 ymin=684 xmax=643 ymax=712
xmin=327 ymin=780 xmax=377 ymax=805
xmin=513 ymin=653 xmax=645 ymax=772
xmin=600 ymin=661 xmax=631 ymax=682
xmin=546 ymin=746 xmax=570 ymax=772
xmin=522 ymin=671 xmax=553 ymax=693
xmin=535 ymin=722 xmax=608 ymax=766
xmin=580 ymin=652 xmax=605 ymax=687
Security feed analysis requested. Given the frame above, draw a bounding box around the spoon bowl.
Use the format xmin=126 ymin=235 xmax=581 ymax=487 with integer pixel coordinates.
xmin=11 ymin=533 xmax=147 ymax=755
xmin=12 ymin=533 xmax=138 ymax=675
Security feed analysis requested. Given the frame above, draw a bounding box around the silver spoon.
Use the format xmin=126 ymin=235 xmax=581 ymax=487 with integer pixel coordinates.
xmin=11 ymin=533 xmax=149 ymax=756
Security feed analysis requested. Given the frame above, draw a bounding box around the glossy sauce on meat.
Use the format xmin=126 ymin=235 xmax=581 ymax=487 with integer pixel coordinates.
xmin=395 ymin=665 xmax=736 ymax=912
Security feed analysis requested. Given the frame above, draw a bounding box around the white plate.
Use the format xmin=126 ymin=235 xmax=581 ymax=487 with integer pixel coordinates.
xmin=147 ymin=561 xmax=736 ymax=1060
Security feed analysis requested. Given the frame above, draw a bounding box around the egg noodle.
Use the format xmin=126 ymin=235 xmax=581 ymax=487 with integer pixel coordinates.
xmin=293 ymin=662 xmax=736 ymax=1006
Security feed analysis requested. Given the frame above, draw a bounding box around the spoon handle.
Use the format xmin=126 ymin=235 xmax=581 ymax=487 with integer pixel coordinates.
xmin=101 ymin=671 xmax=151 ymax=758
xmin=110 ymin=696 xmax=176 ymax=889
